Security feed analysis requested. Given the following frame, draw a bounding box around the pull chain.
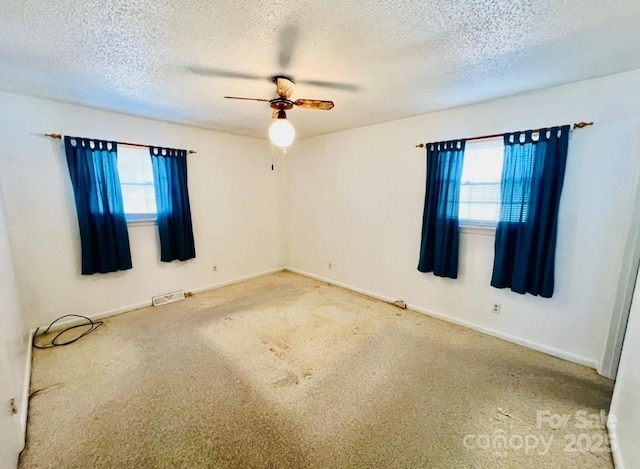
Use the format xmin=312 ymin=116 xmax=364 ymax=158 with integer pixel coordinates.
xmin=270 ymin=142 xmax=275 ymax=170
xmin=269 ymin=143 xmax=288 ymax=170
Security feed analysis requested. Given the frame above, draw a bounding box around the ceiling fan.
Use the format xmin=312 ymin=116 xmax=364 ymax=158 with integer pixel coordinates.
xmin=223 ymin=75 xmax=335 ymax=148
xmin=187 ymin=25 xmax=357 ymax=148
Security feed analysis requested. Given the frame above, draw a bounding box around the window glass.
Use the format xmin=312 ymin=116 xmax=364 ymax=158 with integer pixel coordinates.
xmin=459 ymin=139 xmax=504 ymax=225
xmin=117 ymin=147 xmax=157 ymax=221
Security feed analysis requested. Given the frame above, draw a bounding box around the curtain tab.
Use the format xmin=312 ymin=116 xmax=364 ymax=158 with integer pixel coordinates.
xmin=150 ymin=146 xmax=187 ymax=157
xmin=65 ymin=136 xmax=116 ymax=153
xmin=524 ymin=129 xmax=534 ymax=143
xmin=505 ymin=132 xmax=520 ymax=145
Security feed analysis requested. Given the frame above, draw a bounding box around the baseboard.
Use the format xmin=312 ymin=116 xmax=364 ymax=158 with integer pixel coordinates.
xmin=608 ymin=417 xmax=623 ymax=469
xmin=19 ymin=329 xmax=33 ymax=450
xmin=285 ymin=267 xmax=598 ymax=370
xmin=285 ymin=267 xmax=400 ymax=304
xmin=33 ymin=300 xmax=153 ymax=336
xmin=407 ymin=303 xmax=597 ymax=369
xmin=189 ymin=267 xmax=286 ymax=295
xmin=33 ymin=266 xmax=287 ymax=335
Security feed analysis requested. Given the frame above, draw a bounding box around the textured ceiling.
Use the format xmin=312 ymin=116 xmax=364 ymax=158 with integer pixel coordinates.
xmin=1 ymin=0 xmax=639 ymax=139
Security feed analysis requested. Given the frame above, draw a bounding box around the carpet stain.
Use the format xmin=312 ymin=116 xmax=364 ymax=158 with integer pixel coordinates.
xmin=273 ymin=371 xmax=300 ymax=388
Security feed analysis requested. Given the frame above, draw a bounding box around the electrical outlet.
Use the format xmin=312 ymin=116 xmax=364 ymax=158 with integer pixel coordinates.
xmin=213 ymin=265 xmax=217 ymax=273
xmin=492 ymin=303 xmax=501 ymax=314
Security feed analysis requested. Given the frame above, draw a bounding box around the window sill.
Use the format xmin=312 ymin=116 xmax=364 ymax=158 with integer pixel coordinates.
xmin=460 ymin=224 xmax=496 ymax=236
xmin=127 ymin=219 xmax=157 ymax=227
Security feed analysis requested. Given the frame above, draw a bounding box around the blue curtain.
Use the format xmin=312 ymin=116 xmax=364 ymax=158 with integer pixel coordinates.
xmin=491 ymin=125 xmax=570 ymax=297
xmin=64 ymin=136 xmax=132 ymax=275
xmin=150 ymin=147 xmax=196 ymax=262
xmin=418 ymin=139 xmax=466 ymax=279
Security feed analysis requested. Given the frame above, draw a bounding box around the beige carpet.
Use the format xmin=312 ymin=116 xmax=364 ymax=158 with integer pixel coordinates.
xmin=20 ymin=272 xmax=614 ymax=468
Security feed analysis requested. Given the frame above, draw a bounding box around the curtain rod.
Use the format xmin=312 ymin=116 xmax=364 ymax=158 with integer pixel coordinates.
xmin=415 ymin=121 xmax=593 ymax=148
xmin=44 ymin=133 xmax=197 ymax=155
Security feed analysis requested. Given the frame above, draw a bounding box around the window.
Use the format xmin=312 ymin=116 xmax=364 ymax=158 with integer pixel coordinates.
xmin=459 ymin=139 xmax=504 ymax=226
xmin=117 ymin=147 xmax=157 ymax=222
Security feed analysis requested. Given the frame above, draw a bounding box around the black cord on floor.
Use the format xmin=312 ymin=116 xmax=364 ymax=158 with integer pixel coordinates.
xmin=32 ymin=314 xmax=103 ymax=349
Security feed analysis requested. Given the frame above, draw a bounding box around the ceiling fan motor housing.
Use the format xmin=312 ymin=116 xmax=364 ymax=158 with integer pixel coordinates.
xmin=270 ymin=97 xmax=294 ymax=111
xmin=223 ymin=73 xmax=334 ymax=114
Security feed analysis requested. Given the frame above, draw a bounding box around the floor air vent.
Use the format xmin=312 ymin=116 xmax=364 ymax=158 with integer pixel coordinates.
xmin=152 ymin=290 xmax=186 ymax=307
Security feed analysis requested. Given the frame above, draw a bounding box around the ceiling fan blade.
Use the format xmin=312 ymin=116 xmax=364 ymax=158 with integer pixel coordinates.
xmin=278 ymin=25 xmax=299 ymax=68
xmin=275 ymin=76 xmax=295 ymax=99
xmin=294 ymin=99 xmax=335 ymax=110
xmin=224 ymin=96 xmax=271 ymax=103
xmin=188 ymin=66 xmax=265 ymax=81
xmin=297 ymin=79 xmax=360 ymax=92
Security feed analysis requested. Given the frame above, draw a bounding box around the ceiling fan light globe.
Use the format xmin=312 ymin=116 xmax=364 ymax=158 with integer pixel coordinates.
xmin=269 ymin=119 xmax=295 ymax=148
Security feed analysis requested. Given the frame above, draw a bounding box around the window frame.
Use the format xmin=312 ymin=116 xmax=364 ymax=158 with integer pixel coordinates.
xmin=458 ymin=137 xmax=504 ymax=230
xmin=117 ymin=147 xmax=158 ymax=224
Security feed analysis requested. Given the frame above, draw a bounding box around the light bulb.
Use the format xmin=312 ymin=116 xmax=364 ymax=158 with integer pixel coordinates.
xmin=269 ymin=118 xmax=295 ymax=148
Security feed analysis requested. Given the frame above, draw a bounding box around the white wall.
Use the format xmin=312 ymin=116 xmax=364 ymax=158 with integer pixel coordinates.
xmin=0 ymin=91 xmax=286 ymax=329
xmin=0 ymin=177 xmax=28 ymax=459
xmin=286 ymin=69 xmax=640 ymax=368
xmin=610 ymin=265 xmax=640 ymax=468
